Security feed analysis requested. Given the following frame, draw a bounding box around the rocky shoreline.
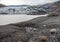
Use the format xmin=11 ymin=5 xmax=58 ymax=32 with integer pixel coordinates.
xmin=0 ymin=14 xmax=60 ymax=42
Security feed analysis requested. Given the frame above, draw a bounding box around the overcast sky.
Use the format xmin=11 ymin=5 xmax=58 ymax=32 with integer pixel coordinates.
xmin=0 ymin=0 xmax=59 ymax=5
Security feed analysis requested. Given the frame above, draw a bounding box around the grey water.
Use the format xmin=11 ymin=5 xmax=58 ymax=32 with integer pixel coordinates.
xmin=0 ymin=14 xmax=48 ymax=25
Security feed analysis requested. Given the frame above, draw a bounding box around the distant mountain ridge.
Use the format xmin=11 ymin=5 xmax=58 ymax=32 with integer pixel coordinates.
xmin=23 ymin=1 xmax=60 ymax=15
xmin=0 ymin=4 xmax=6 ymax=7
xmin=49 ymin=1 xmax=60 ymax=14
xmin=34 ymin=1 xmax=60 ymax=15
xmin=0 ymin=1 xmax=60 ymax=15
xmin=7 ymin=5 xmax=30 ymax=7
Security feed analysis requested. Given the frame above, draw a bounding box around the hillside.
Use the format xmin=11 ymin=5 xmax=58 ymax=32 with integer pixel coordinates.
xmin=47 ymin=1 xmax=60 ymax=14
xmin=0 ymin=1 xmax=60 ymax=15
xmin=0 ymin=4 xmax=6 ymax=7
xmin=27 ymin=1 xmax=60 ymax=15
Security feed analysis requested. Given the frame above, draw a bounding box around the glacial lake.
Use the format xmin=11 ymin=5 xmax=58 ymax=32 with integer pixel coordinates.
xmin=0 ymin=14 xmax=48 ymax=25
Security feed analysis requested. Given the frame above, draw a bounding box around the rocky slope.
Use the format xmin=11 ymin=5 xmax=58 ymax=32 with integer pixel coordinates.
xmin=0 ymin=14 xmax=60 ymax=42
xmin=47 ymin=1 xmax=60 ymax=14
xmin=0 ymin=4 xmax=6 ymax=7
xmin=27 ymin=1 xmax=60 ymax=15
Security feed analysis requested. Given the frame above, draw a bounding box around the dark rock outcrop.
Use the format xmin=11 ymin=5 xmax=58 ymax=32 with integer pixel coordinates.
xmin=0 ymin=4 xmax=6 ymax=7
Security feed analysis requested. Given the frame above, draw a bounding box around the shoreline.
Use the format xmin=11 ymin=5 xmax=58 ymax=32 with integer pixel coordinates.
xmin=0 ymin=14 xmax=48 ymax=25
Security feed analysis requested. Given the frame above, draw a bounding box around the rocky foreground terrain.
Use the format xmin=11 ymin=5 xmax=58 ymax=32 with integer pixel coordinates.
xmin=0 ymin=14 xmax=60 ymax=42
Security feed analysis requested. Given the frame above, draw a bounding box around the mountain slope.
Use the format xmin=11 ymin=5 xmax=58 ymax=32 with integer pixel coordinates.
xmin=47 ymin=1 xmax=60 ymax=14
xmin=0 ymin=4 xmax=6 ymax=7
xmin=28 ymin=1 xmax=60 ymax=15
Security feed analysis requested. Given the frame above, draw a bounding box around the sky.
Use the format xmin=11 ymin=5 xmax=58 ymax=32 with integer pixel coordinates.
xmin=0 ymin=0 xmax=59 ymax=5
